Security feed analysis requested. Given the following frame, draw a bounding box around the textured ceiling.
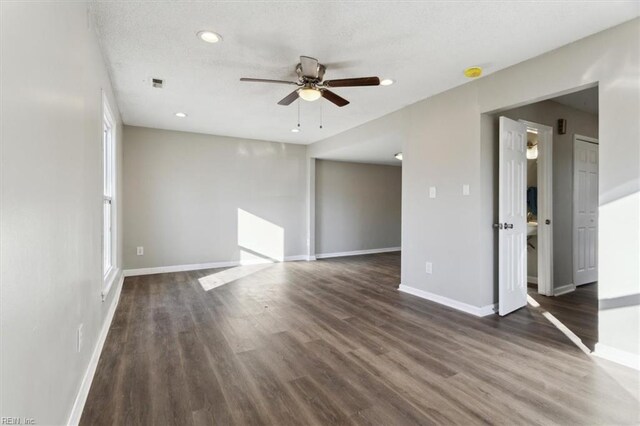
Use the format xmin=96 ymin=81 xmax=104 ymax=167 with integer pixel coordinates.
xmin=91 ymin=2 xmax=637 ymax=146
xmin=553 ymin=87 xmax=599 ymax=115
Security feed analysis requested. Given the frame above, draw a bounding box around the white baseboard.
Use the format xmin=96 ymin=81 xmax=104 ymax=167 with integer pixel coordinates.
xmin=593 ymin=343 xmax=640 ymax=371
xmin=315 ymin=247 xmax=401 ymax=259
xmin=67 ymin=271 xmax=125 ymax=426
xmin=284 ymin=255 xmax=313 ymax=262
xmin=527 ymin=276 xmax=538 ymax=284
xmin=554 ymin=283 xmax=576 ymax=296
xmin=124 ymin=261 xmax=237 ymax=277
xmin=126 ymin=249 xmax=399 ymax=277
xmin=123 ymin=255 xmax=313 ymax=277
xmin=398 ymin=284 xmax=497 ymax=317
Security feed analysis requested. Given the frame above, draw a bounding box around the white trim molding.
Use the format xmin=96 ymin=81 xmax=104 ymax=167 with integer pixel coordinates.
xmin=554 ymin=283 xmax=576 ymax=296
xmin=315 ymin=247 xmax=401 ymax=259
xmin=67 ymin=272 xmax=124 ymax=425
xmin=593 ymin=343 xmax=640 ymax=371
xmin=520 ymin=119 xmax=554 ymax=297
xmin=101 ymin=267 xmax=121 ymax=301
xmin=398 ymin=284 xmax=497 ymax=317
xmin=284 ymin=255 xmax=314 ymax=262
xmin=123 ymin=255 xmax=313 ymax=277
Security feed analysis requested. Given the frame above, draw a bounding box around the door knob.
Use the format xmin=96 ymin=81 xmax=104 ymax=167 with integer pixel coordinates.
xmin=493 ymin=223 xmax=503 ymax=229
xmin=504 ymin=223 xmax=513 ymax=229
xmin=545 ymin=219 xmax=551 ymax=225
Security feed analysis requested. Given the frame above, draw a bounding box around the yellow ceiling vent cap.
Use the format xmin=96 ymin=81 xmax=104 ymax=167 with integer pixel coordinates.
xmin=464 ymin=66 xmax=482 ymax=78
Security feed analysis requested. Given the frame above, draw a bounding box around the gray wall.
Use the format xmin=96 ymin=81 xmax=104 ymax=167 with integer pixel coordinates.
xmin=499 ymin=100 xmax=599 ymax=289
xmin=315 ymin=160 xmax=401 ymax=254
xmin=309 ymin=19 xmax=640 ymax=358
xmin=1 ymin=3 xmax=124 ymax=424
xmin=123 ymin=126 xmax=308 ymax=269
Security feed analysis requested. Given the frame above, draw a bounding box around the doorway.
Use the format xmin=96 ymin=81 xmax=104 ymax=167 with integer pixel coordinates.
xmin=494 ymin=87 xmax=599 ymax=347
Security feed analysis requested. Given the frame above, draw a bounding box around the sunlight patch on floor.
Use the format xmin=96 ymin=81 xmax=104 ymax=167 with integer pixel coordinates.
xmin=199 ymin=262 xmax=273 ymax=291
xmin=528 ymin=294 xmax=640 ymax=403
xmin=198 ymin=208 xmax=286 ymax=291
xmin=527 ymin=294 xmax=592 ymax=355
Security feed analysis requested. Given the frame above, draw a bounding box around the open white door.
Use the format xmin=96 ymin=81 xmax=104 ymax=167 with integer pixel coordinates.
xmin=498 ymin=117 xmax=528 ymax=316
xmin=573 ymin=136 xmax=599 ymax=285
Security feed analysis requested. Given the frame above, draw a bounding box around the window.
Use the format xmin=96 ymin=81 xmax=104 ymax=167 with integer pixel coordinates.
xmin=103 ymin=94 xmax=116 ymax=282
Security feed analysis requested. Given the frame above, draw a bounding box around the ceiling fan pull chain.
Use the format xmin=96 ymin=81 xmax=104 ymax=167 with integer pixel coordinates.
xmin=320 ymin=101 xmax=323 ymax=129
xmin=297 ymin=98 xmax=301 ymax=128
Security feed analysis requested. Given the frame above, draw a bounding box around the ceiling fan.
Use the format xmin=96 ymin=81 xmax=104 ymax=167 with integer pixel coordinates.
xmin=240 ymin=56 xmax=380 ymax=107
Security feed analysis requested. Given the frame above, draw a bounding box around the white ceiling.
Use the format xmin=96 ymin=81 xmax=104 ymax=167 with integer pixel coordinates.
xmin=92 ymin=2 xmax=636 ymax=149
xmin=318 ymin=136 xmax=404 ymax=167
xmin=552 ymin=87 xmax=599 ymax=115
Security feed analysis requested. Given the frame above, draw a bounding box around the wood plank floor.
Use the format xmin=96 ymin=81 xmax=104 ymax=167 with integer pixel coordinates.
xmin=527 ymin=283 xmax=598 ymax=351
xmin=81 ymin=253 xmax=639 ymax=425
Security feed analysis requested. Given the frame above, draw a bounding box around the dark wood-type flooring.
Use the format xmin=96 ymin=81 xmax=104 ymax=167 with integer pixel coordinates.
xmin=82 ymin=253 xmax=639 ymax=425
xmin=528 ymin=282 xmax=598 ymax=351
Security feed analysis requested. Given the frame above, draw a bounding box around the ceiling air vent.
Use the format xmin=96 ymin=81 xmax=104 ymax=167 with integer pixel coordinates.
xmin=151 ymin=78 xmax=163 ymax=88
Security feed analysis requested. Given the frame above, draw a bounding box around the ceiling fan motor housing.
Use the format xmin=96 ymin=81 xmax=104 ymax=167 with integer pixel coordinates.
xmin=296 ymin=62 xmax=326 ymax=83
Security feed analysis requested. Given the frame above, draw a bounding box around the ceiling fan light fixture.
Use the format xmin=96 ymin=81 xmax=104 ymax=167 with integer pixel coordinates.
xmin=298 ymin=88 xmax=322 ymax=102
xmin=394 ymin=152 xmax=403 ymax=161
xmin=175 ymin=112 xmax=187 ymax=118
xmin=291 ymin=128 xmax=300 ymax=133
xmin=197 ymin=30 xmax=222 ymax=43
xmin=380 ymin=79 xmax=395 ymax=86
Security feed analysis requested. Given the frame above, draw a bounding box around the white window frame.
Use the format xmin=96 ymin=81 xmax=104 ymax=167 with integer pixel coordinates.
xmin=102 ymin=92 xmax=117 ymax=297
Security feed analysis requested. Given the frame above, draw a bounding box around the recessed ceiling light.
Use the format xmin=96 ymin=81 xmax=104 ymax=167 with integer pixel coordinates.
xmin=464 ymin=66 xmax=482 ymax=78
xmin=380 ymin=79 xmax=395 ymax=86
xmin=291 ymin=128 xmax=300 ymax=133
xmin=197 ymin=30 xmax=222 ymax=43
xmin=175 ymin=112 xmax=187 ymax=118
xmin=394 ymin=152 xmax=403 ymax=161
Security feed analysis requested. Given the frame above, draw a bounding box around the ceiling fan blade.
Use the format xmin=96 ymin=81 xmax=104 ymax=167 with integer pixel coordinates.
xmin=277 ymin=90 xmax=300 ymax=106
xmin=323 ymin=77 xmax=380 ymax=88
xmin=300 ymin=56 xmax=319 ymax=78
xmin=322 ymin=90 xmax=349 ymax=107
xmin=323 ymin=59 xmax=360 ymax=70
xmin=240 ymin=78 xmax=298 ymax=85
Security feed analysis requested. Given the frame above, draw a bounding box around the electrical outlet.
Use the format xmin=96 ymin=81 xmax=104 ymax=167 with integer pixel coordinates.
xmin=77 ymin=324 xmax=83 ymax=353
xmin=463 ymin=184 xmax=470 ymax=196
xmin=137 ymin=246 xmax=144 ymax=256
xmin=429 ymin=187 xmax=437 ymax=199
xmin=425 ymin=262 xmax=433 ymax=274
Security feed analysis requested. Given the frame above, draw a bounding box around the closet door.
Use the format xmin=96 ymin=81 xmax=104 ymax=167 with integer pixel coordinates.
xmin=573 ymin=137 xmax=599 ymax=286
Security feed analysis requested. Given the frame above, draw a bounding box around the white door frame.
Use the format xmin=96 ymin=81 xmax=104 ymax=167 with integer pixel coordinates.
xmin=519 ymin=120 xmax=554 ymax=297
xmin=573 ymin=134 xmax=599 ymax=286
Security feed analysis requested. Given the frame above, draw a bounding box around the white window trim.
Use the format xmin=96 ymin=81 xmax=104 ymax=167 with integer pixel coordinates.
xmin=102 ymin=91 xmax=118 ymax=300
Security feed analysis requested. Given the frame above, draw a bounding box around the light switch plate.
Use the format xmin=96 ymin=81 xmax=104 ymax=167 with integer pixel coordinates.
xmin=463 ymin=184 xmax=470 ymax=196
xmin=137 ymin=246 xmax=144 ymax=256
xmin=429 ymin=187 xmax=437 ymax=198
xmin=426 ymin=262 xmax=433 ymax=274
